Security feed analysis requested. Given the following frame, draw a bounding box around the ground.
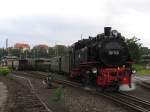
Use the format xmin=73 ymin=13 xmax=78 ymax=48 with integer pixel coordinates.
xmin=127 ymin=75 xmax=150 ymax=101
xmin=0 ymin=82 xmax=7 ymax=112
xmin=1 ymin=72 xmax=150 ymax=112
xmin=21 ymin=73 xmax=128 ymax=112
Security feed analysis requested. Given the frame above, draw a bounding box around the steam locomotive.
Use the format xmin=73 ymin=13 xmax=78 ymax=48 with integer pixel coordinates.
xmin=18 ymin=27 xmax=133 ymax=91
xmin=49 ymin=27 xmax=133 ymax=91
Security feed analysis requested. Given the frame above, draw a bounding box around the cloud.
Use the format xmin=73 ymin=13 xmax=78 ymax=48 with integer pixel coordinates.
xmin=0 ymin=16 xmax=105 ymax=47
xmin=0 ymin=0 xmax=150 ymax=48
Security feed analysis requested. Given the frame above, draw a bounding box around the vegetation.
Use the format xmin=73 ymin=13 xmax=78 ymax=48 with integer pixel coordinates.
xmin=126 ymin=37 xmax=142 ymax=62
xmin=1 ymin=45 xmax=68 ymax=59
xmin=52 ymin=85 xmax=64 ymax=101
xmin=0 ymin=67 xmax=11 ymax=76
xmin=125 ymin=37 xmax=150 ymax=75
xmin=133 ymin=64 xmax=150 ymax=75
xmin=0 ymin=37 xmax=145 ymax=61
xmin=0 ymin=48 xmax=7 ymax=59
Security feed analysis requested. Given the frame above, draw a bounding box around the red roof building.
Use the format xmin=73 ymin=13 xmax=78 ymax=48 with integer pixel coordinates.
xmin=14 ymin=43 xmax=30 ymax=51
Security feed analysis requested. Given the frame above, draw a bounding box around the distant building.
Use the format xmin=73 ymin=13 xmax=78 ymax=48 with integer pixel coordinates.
xmin=0 ymin=56 xmax=19 ymax=69
xmin=33 ymin=44 xmax=49 ymax=53
xmin=14 ymin=43 xmax=30 ymax=52
xmin=34 ymin=44 xmax=49 ymax=49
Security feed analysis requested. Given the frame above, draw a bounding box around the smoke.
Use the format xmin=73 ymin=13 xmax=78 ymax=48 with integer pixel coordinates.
xmin=119 ymin=83 xmax=136 ymax=91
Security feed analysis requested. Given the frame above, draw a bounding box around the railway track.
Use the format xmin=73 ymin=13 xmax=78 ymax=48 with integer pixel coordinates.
xmin=53 ymin=78 xmax=150 ymax=112
xmin=52 ymin=78 xmax=150 ymax=112
xmin=134 ymin=77 xmax=150 ymax=89
xmin=140 ymin=81 xmax=150 ymax=89
xmin=12 ymin=74 xmax=53 ymax=112
xmin=13 ymin=71 xmax=150 ymax=112
xmin=101 ymin=92 xmax=150 ymax=112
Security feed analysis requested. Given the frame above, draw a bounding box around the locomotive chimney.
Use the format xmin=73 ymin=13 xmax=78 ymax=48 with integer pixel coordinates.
xmin=104 ymin=27 xmax=111 ymax=36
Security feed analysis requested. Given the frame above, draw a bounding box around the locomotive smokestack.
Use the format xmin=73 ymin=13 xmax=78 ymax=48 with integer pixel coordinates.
xmin=104 ymin=27 xmax=111 ymax=36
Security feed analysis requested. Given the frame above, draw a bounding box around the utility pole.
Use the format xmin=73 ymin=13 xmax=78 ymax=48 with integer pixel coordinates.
xmin=25 ymin=51 xmax=28 ymax=59
xmin=55 ymin=42 xmax=58 ymax=56
xmin=6 ymin=38 xmax=8 ymax=56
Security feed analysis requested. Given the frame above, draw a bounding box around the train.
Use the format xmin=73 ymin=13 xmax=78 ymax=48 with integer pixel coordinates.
xmin=10 ymin=27 xmax=133 ymax=91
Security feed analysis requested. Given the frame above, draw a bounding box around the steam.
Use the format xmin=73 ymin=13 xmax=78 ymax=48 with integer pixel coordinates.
xmin=119 ymin=83 xmax=136 ymax=91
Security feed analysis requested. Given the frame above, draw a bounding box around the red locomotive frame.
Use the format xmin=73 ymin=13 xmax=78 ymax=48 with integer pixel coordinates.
xmin=70 ymin=61 xmax=132 ymax=90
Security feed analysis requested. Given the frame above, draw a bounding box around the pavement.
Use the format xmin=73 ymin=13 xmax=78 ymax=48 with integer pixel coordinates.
xmin=0 ymin=82 xmax=8 ymax=112
xmin=134 ymin=75 xmax=150 ymax=82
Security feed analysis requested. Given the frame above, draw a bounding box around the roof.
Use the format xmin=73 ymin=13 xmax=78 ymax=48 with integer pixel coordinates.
xmin=34 ymin=44 xmax=49 ymax=49
xmin=14 ymin=43 xmax=30 ymax=49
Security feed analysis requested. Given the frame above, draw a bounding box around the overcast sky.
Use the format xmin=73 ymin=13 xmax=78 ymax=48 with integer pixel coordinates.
xmin=0 ymin=0 xmax=150 ymax=48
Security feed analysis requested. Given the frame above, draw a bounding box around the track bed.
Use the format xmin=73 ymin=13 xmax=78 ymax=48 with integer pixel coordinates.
xmin=11 ymin=71 xmax=131 ymax=112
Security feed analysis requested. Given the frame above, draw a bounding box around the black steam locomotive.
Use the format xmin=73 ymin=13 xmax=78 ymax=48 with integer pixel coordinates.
xmin=18 ymin=27 xmax=133 ymax=91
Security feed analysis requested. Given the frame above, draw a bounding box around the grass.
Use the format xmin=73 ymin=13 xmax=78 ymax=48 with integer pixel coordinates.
xmin=0 ymin=67 xmax=11 ymax=76
xmin=52 ymin=85 xmax=64 ymax=101
xmin=133 ymin=64 xmax=150 ymax=75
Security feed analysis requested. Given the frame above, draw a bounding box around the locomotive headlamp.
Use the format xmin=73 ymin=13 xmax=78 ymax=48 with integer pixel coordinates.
xmin=132 ymin=70 xmax=136 ymax=74
xmin=92 ymin=68 xmax=97 ymax=74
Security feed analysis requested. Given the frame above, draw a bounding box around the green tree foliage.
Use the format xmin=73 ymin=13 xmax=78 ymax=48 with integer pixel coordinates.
xmin=0 ymin=48 xmax=6 ymax=59
xmin=126 ymin=37 xmax=142 ymax=62
xmin=31 ymin=45 xmax=49 ymax=58
xmin=48 ymin=47 xmax=55 ymax=58
xmin=30 ymin=45 xmax=68 ymax=58
xmin=7 ymin=47 xmax=30 ymax=59
xmin=55 ymin=45 xmax=68 ymax=56
xmin=140 ymin=47 xmax=150 ymax=64
xmin=140 ymin=47 xmax=150 ymax=55
xmin=8 ymin=48 xmax=21 ymax=57
xmin=0 ymin=44 xmax=68 ymax=59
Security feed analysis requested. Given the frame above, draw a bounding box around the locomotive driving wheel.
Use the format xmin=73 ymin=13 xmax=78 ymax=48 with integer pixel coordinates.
xmin=112 ymin=81 xmax=119 ymax=92
xmin=81 ymin=70 xmax=91 ymax=86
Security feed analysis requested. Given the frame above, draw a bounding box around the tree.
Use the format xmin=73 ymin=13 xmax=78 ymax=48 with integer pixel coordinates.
xmin=140 ymin=47 xmax=150 ymax=55
xmin=29 ymin=45 xmax=68 ymax=58
xmin=126 ymin=37 xmax=142 ymax=62
xmin=54 ymin=45 xmax=68 ymax=56
xmin=31 ymin=45 xmax=49 ymax=58
xmin=8 ymin=48 xmax=21 ymax=57
xmin=48 ymin=47 xmax=55 ymax=58
xmin=0 ymin=48 xmax=6 ymax=59
xmin=140 ymin=47 xmax=150 ymax=64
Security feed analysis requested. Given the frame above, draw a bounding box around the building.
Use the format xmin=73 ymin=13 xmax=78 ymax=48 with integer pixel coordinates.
xmin=14 ymin=43 xmax=30 ymax=52
xmin=0 ymin=56 xmax=19 ymax=69
xmin=33 ymin=44 xmax=49 ymax=53
xmin=34 ymin=44 xmax=48 ymax=49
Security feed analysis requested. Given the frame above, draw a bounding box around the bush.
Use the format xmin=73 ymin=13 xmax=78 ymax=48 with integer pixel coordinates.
xmin=0 ymin=67 xmax=11 ymax=76
xmin=133 ymin=64 xmax=144 ymax=71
